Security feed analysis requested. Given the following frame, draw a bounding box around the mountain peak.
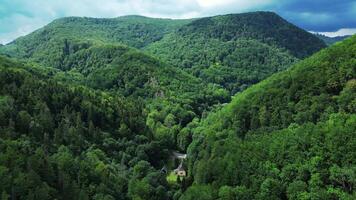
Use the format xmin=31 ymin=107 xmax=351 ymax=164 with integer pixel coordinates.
xmin=174 ymin=11 xmax=325 ymax=58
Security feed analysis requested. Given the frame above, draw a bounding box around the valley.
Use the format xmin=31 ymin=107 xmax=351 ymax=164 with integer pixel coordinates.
xmin=0 ymin=11 xmax=355 ymax=200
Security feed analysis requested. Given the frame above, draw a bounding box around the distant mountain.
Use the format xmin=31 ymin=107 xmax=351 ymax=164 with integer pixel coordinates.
xmin=5 ymin=15 xmax=190 ymax=51
xmin=145 ymin=11 xmax=326 ymax=93
xmin=315 ymin=33 xmax=351 ymax=45
xmin=183 ymin=35 xmax=356 ymax=199
xmin=0 ymin=15 xmax=191 ymax=68
xmin=151 ymin=12 xmax=325 ymax=58
xmin=0 ymin=12 xmax=326 ymax=94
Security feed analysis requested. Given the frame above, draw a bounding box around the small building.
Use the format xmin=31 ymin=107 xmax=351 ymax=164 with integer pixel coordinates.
xmin=174 ymin=163 xmax=186 ymax=177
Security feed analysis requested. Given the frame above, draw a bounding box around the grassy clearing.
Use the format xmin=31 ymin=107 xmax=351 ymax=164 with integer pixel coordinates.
xmin=166 ymin=171 xmax=178 ymax=184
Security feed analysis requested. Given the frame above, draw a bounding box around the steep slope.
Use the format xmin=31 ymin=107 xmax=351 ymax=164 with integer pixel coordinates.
xmin=149 ymin=12 xmax=325 ymax=58
xmin=0 ymin=12 xmax=326 ymax=95
xmin=193 ymin=35 xmax=355 ymax=137
xmin=1 ymin=15 xmax=190 ymax=52
xmin=1 ymin=39 xmax=230 ymax=151
xmin=0 ymin=56 xmax=173 ymax=200
xmin=0 ymin=12 xmax=354 ymax=199
xmin=181 ymin=36 xmax=356 ymax=199
xmin=0 ymin=15 xmax=190 ymax=68
xmin=145 ymin=11 xmax=326 ymax=93
xmin=2 ymin=10 xmax=243 ymax=154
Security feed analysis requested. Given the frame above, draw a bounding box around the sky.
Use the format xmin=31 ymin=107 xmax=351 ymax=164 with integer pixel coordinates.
xmin=0 ymin=0 xmax=355 ymax=44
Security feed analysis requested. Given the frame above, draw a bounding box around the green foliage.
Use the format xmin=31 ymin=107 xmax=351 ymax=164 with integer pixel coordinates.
xmin=0 ymin=15 xmax=191 ymax=58
xmin=147 ymin=37 xmax=298 ymax=94
xmin=0 ymin=11 xmax=354 ymax=200
xmin=184 ymin=36 xmax=356 ymax=199
xmin=195 ymin=35 xmax=356 ymax=137
xmin=188 ymin=113 xmax=356 ymax=199
xmin=0 ymin=12 xmax=325 ymax=96
xmin=145 ymin=11 xmax=325 ymax=94
xmin=179 ymin=185 xmax=214 ymax=200
xmin=1 ymin=35 xmax=231 ymax=150
xmin=0 ymin=57 xmax=170 ymax=199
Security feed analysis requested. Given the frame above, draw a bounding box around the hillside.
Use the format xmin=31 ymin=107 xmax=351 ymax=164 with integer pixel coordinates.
xmin=0 ymin=15 xmax=190 ymax=67
xmin=182 ymin=35 xmax=356 ymax=199
xmin=1 ymin=11 xmax=353 ymax=200
xmin=0 ymin=12 xmax=326 ymax=94
xmin=145 ymin=11 xmax=326 ymax=93
xmin=0 ymin=55 xmax=175 ymax=199
xmin=0 ymin=39 xmax=230 ymax=149
xmin=2 ymin=15 xmax=190 ymax=52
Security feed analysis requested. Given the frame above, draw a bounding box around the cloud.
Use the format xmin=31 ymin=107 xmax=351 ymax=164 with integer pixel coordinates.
xmin=0 ymin=14 xmax=49 ymax=44
xmin=0 ymin=0 xmax=355 ymax=44
xmin=196 ymin=0 xmax=273 ymax=9
xmin=270 ymin=0 xmax=356 ymax=32
xmin=311 ymin=28 xmax=356 ymax=37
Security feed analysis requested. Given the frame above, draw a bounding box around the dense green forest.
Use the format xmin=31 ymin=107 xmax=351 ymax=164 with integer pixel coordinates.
xmin=183 ymin=35 xmax=356 ymax=200
xmin=0 ymin=11 xmax=355 ymax=200
xmin=0 ymin=55 xmax=173 ymax=199
xmin=1 ymin=35 xmax=231 ymax=150
xmin=0 ymin=12 xmax=325 ymax=94
xmin=145 ymin=12 xmax=326 ymax=93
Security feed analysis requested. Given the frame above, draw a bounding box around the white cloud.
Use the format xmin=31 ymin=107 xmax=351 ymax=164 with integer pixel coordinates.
xmin=0 ymin=14 xmax=48 ymax=44
xmin=14 ymin=0 xmax=201 ymax=19
xmin=197 ymin=0 xmax=235 ymax=7
xmin=311 ymin=28 xmax=356 ymax=37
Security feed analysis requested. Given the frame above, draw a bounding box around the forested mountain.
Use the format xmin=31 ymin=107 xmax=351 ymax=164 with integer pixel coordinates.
xmin=0 ymin=12 xmax=325 ymax=94
xmin=145 ymin=12 xmax=326 ymax=93
xmin=182 ymin=35 xmax=356 ymax=200
xmin=1 ymin=36 xmax=230 ymax=151
xmin=0 ymin=10 xmax=354 ymax=200
xmin=315 ymin=34 xmax=352 ymax=46
xmin=0 ymin=15 xmax=189 ymax=69
xmin=1 ymin=15 xmax=190 ymax=53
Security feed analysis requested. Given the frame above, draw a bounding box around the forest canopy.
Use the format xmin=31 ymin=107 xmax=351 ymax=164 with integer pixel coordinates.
xmin=0 ymin=11 xmax=354 ymax=200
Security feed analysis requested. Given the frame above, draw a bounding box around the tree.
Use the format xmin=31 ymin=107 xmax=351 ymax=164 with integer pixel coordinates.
xmin=179 ymin=185 xmax=214 ymax=200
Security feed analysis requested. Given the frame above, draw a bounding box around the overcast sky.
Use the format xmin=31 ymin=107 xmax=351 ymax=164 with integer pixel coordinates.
xmin=1 ymin=0 xmax=355 ymax=44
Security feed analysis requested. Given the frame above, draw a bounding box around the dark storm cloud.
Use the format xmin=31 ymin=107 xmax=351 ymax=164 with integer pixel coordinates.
xmin=271 ymin=0 xmax=356 ymax=31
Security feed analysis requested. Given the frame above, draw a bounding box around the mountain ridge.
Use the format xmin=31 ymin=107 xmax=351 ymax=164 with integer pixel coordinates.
xmin=0 ymin=11 xmax=326 ymax=96
xmin=1 ymin=11 xmax=354 ymax=200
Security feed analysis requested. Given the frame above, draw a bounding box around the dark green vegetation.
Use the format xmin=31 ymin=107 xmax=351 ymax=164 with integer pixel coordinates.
xmin=183 ymin=35 xmax=356 ymax=200
xmin=0 ymin=11 xmax=355 ymax=200
xmin=0 ymin=56 xmax=171 ymax=199
xmin=145 ymin=12 xmax=326 ymax=93
xmin=0 ymin=12 xmax=325 ymax=94
xmin=315 ymin=33 xmax=351 ymax=46
xmin=1 ymin=36 xmax=231 ymax=150
xmin=0 ymin=16 xmax=189 ymax=71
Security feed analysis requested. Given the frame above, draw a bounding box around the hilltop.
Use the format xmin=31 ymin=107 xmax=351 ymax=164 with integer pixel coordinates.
xmin=0 ymin=12 xmax=326 ymax=94
xmin=145 ymin=11 xmax=326 ymax=93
